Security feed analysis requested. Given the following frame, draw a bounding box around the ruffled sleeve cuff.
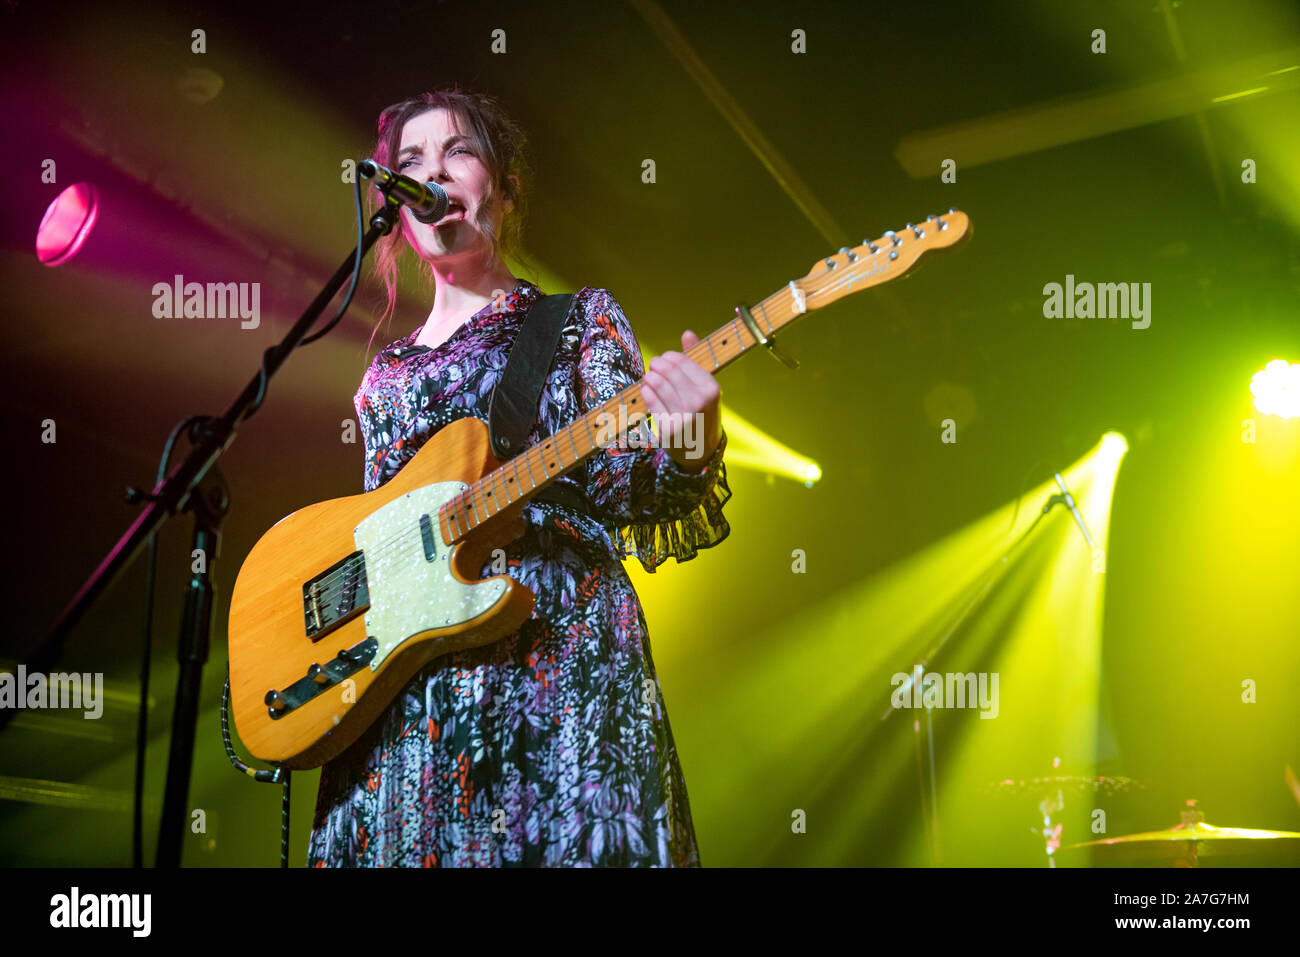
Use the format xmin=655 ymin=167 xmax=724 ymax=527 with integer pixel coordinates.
xmin=609 ymin=429 xmax=733 ymax=573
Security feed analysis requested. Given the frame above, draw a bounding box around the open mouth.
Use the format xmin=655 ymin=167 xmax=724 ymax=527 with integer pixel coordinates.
xmin=437 ymin=203 xmax=466 ymax=224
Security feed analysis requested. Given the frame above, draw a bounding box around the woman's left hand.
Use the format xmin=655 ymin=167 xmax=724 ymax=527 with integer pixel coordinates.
xmin=640 ymin=330 xmax=723 ymax=474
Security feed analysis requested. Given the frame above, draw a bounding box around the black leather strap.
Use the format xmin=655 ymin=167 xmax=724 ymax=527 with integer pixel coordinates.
xmin=487 ymin=292 xmax=601 ymax=519
xmin=531 ymin=477 xmax=597 ymax=516
xmin=488 ymin=292 xmax=574 ymax=460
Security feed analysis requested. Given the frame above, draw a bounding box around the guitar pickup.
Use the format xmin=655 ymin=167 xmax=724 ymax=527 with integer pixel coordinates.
xmin=302 ymin=551 xmax=370 ymax=641
xmin=265 ymin=637 xmax=378 ymax=720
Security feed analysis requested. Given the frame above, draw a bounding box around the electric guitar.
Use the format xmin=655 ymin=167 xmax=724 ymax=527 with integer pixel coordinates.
xmin=227 ymin=210 xmax=972 ymax=769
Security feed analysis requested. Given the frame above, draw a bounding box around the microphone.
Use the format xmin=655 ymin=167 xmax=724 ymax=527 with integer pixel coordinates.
xmin=357 ymin=159 xmax=449 ymax=224
xmin=1052 ymin=472 xmax=1096 ymax=550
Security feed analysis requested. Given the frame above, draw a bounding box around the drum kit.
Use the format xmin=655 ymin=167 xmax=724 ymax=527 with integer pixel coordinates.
xmin=986 ymin=772 xmax=1300 ymax=867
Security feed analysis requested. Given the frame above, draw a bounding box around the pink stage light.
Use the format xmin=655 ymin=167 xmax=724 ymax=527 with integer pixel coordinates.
xmin=36 ymin=182 xmax=100 ymax=266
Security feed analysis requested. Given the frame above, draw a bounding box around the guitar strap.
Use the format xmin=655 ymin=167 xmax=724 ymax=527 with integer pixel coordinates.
xmin=487 ymin=291 xmax=599 ymax=518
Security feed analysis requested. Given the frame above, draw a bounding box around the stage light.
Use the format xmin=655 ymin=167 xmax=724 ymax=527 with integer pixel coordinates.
xmin=35 ymin=182 xmax=99 ymax=266
xmin=677 ymin=405 xmax=820 ymax=486
xmin=1249 ymin=359 xmax=1299 ymax=419
xmin=1211 ymin=85 xmax=1270 ymax=103
xmin=176 ymin=66 xmax=224 ymax=104
xmin=1098 ymin=431 xmax=1129 ymax=467
xmin=669 ymin=432 xmax=1128 ymax=866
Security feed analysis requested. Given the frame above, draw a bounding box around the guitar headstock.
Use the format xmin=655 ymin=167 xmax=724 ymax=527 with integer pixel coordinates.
xmin=793 ymin=209 xmax=971 ymax=310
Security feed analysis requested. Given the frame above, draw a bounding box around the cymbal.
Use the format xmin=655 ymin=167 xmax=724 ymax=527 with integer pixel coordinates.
xmin=984 ymin=775 xmax=1143 ymax=799
xmin=1064 ymin=821 xmax=1300 ymax=863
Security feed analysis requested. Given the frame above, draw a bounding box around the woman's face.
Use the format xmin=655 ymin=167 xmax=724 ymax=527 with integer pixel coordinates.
xmin=395 ymin=107 xmax=511 ymax=267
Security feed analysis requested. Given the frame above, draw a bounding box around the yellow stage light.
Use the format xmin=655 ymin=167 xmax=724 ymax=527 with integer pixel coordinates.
xmin=1098 ymin=431 xmax=1129 ymax=468
xmin=1250 ymin=359 xmax=1299 ymax=419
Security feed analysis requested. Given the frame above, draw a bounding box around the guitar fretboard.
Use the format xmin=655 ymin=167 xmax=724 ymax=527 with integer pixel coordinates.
xmin=435 ymin=289 xmax=789 ymax=544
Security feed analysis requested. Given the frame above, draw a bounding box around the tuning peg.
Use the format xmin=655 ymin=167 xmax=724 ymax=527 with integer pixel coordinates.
xmin=839 ymin=245 xmax=859 ymax=262
xmin=865 ymin=241 xmax=879 ymax=253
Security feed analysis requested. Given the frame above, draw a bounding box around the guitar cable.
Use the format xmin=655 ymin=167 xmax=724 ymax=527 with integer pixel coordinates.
xmin=134 ymin=171 xmax=367 ymax=868
xmin=220 ymin=667 xmax=291 ymax=868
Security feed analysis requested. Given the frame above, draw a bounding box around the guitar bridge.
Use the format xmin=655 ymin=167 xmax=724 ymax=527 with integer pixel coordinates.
xmin=265 ymin=637 xmax=378 ymax=720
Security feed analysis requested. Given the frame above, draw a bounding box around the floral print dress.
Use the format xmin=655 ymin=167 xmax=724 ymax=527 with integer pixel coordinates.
xmin=305 ymin=279 xmax=732 ymax=867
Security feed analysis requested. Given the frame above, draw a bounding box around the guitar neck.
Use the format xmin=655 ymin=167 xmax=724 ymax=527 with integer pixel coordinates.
xmin=436 ymin=307 xmax=762 ymax=544
xmin=437 ymin=209 xmax=970 ymax=543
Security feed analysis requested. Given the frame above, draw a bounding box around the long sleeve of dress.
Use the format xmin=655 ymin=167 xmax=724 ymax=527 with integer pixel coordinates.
xmin=576 ymin=287 xmax=732 ymax=573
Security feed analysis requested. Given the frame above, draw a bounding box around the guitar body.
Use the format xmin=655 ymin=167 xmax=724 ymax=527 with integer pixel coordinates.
xmin=228 ymin=415 xmax=535 ymax=770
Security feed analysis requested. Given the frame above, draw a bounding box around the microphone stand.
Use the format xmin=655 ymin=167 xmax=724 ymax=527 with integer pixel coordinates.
xmin=1 ymin=184 xmax=409 ymax=867
xmin=879 ymin=485 xmax=1082 ymax=866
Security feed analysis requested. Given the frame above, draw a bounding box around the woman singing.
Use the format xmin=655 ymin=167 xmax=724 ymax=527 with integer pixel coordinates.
xmin=306 ymin=88 xmax=733 ymax=867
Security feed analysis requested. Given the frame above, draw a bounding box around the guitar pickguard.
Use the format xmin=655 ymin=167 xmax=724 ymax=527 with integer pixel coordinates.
xmin=352 ymin=481 xmax=508 ymax=670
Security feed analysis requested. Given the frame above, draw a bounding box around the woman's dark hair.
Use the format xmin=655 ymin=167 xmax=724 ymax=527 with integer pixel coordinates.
xmin=367 ymin=86 xmax=536 ymax=345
